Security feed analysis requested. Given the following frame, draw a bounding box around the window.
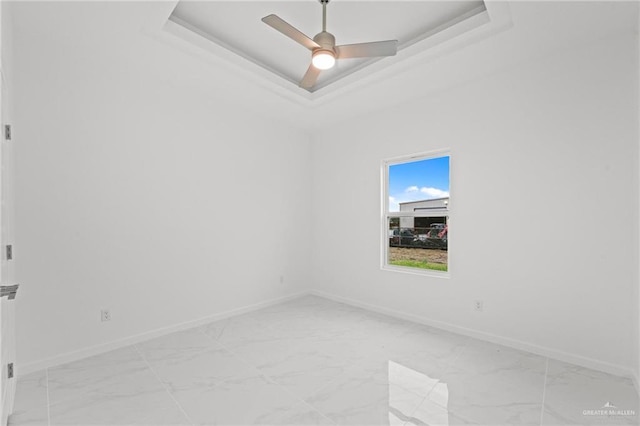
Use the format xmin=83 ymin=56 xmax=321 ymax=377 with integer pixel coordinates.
xmin=382 ymin=151 xmax=450 ymax=275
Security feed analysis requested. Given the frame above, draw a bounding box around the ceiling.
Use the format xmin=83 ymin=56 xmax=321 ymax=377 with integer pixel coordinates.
xmin=12 ymin=1 xmax=640 ymax=132
xmin=168 ymin=1 xmax=487 ymax=93
xmin=155 ymin=0 xmax=515 ymax=106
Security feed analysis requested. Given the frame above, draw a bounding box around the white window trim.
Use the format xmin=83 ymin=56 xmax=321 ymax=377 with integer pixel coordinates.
xmin=381 ymin=149 xmax=451 ymax=278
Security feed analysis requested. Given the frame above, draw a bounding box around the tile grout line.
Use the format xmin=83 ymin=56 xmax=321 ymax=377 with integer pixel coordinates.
xmin=195 ymin=326 xmax=312 ymax=401
xmin=399 ymin=393 xmax=428 ymax=426
xmin=400 ymin=337 xmax=462 ymax=426
xmin=297 ymin=399 xmax=337 ymax=426
xmin=45 ymin=368 xmax=51 ymax=426
xmin=22 ymin=297 xmax=637 ymax=426
xmin=442 ymin=336 xmax=469 ymax=377
xmin=290 ymin=314 xmax=441 ymax=423
xmin=132 ymin=344 xmax=196 ymax=426
xmin=401 ymin=335 xmax=472 ymax=426
xmin=196 ymin=323 xmax=338 ymax=424
xmin=194 ymin=326 xmax=266 ymax=375
xmin=539 ymin=357 xmax=549 ymax=426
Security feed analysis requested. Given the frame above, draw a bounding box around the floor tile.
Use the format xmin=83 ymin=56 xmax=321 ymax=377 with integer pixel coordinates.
xmin=392 ymin=325 xmax=469 ymax=359
xmin=304 ymin=365 xmax=424 ymax=426
xmin=301 ymin=327 xmax=395 ymax=369
xmin=541 ymin=360 xmax=639 ymax=425
xmin=8 ymin=406 xmax=48 ymax=426
xmin=427 ymin=340 xmax=547 ymax=425
xmin=49 ymin=388 xmax=189 ymax=425
xmin=135 ymin=406 xmax=193 ymax=426
xmin=265 ymin=314 xmax=348 ymax=340
xmin=341 ymin=311 xmax=420 ymax=339
xmin=143 ymin=343 xmax=260 ymax=393
xmin=247 ymin=401 xmax=335 ymax=426
xmin=136 ymin=328 xmax=220 ymax=364
xmin=256 ymin=346 xmax=353 ymax=400
xmin=385 ymin=325 xmax=468 ymax=382
xmin=405 ymin=399 xmax=476 ymax=426
xmin=386 ymin=358 xmax=441 ymax=399
xmin=245 ymin=299 xmax=330 ymax=331
xmin=10 ymin=296 xmax=640 ymax=426
xmin=218 ymin=325 xmax=323 ymax=371
xmin=51 ymin=366 xmax=165 ymax=412
xmin=13 ymin=371 xmax=48 ymax=414
xmin=47 ymin=346 xmax=151 ymax=405
xmin=200 ymin=314 xmax=274 ymax=349
xmin=170 ymin=371 xmax=302 ymax=425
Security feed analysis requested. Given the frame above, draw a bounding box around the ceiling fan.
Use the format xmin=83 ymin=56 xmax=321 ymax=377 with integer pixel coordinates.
xmin=262 ymin=0 xmax=398 ymax=91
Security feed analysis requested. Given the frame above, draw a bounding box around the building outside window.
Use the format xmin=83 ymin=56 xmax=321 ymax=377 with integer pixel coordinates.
xmin=382 ymin=151 xmax=450 ymax=275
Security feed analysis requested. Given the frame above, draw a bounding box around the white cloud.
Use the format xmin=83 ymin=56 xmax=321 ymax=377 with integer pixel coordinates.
xmin=420 ymin=187 xmax=449 ymax=198
xmin=389 ymin=187 xmax=449 ymax=212
xmin=388 ymin=196 xmax=400 ymax=212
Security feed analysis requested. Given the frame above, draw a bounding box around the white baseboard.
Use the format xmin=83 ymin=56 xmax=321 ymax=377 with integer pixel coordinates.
xmin=1 ymin=375 xmax=15 ymax=426
xmin=19 ymin=291 xmax=307 ymax=376
xmin=19 ymin=288 xmax=638 ymax=387
xmin=309 ymin=290 xmax=638 ymax=381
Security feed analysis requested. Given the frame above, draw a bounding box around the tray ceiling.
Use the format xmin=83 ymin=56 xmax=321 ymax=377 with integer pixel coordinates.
xmin=168 ymin=1 xmax=487 ymax=93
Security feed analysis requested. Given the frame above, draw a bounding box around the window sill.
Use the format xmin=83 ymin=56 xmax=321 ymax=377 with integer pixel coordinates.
xmin=381 ymin=264 xmax=450 ymax=279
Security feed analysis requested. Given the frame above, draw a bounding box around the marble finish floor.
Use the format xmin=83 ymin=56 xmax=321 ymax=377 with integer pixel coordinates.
xmin=10 ymin=295 xmax=639 ymax=425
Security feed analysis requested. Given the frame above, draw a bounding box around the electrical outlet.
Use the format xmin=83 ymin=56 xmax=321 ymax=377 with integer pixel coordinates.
xmin=101 ymin=309 xmax=111 ymax=322
xmin=474 ymin=300 xmax=484 ymax=312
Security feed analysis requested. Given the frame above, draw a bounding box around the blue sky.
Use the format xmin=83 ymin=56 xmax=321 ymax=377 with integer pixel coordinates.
xmin=388 ymin=156 xmax=450 ymax=212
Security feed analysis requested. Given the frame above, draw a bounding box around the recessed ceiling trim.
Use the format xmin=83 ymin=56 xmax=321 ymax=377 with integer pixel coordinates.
xmin=310 ymin=4 xmax=489 ymax=92
xmin=399 ymin=4 xmax=487 ymax=51
xmin=161 ymin=18 xmax=316 ymax=106
xmin=312 ymin=4 xmax=495 ymax=94
xmin=169 ymin=14 xmax=300 ymax=88
xmin=150 ymin=1 xmax=512 ymax=106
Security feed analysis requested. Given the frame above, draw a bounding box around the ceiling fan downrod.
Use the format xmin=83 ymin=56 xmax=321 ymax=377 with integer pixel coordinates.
xmin=261 ymin=0 xmax=397 ymax=90
xmin=321 ymin=0 xmax=329 ymax=32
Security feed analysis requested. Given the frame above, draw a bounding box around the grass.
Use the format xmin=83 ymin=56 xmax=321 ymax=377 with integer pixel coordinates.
xmin=390 ymin=260 xmax=448 ymax=271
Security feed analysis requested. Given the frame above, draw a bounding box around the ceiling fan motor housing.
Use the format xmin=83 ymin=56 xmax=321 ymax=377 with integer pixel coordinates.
xmin=261 ymin=0 xmax=398 ymax=89
xmin=313 ymin=31 xmax=335 ymax=50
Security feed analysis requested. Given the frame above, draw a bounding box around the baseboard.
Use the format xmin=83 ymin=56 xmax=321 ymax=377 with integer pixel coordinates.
xmin=19 ymin=288 xmax=638 ymax=385
xmin=1 ymin=375 xmax=15 ymax=426
xmin=19 ymin=291 xmax=307 ymax=376
xmin=309 ymin=290 xmax=637 ymax=380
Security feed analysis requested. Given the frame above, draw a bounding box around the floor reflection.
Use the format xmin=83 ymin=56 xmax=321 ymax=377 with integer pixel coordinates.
xmin=388 ymin=360 xmax=450 ymax=425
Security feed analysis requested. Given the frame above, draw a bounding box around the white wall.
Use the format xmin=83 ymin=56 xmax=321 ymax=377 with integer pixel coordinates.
xmin=633 ymin=14 xmax=640 ymax=394
xmin=13 ymin=2 xmax=312 ymax=370
xmin=10 ymin=1 xmax=640 ymax=381
xmin=1 ymin=1 xmax=17 ymax=421
xmin=312 ymin=31 xmax=638 ymax=375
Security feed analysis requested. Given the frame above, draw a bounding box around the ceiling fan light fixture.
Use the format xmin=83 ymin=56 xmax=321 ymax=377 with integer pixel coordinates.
xmin=262 ymin=0 xmax=398 ymax=90
xmin=312 ymin=49 xmax=335 ymax=70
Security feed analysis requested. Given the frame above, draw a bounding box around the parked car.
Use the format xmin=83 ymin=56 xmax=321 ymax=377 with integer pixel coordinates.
xmin=389 ymin=229 xmax=416 ymax=247
xmin=413 ymin=224 xmax=448 ymax=250
xmin=428 ymin=223 xmax=446 ymax=238
xmin=389 ymin=226 xmax=448 ymax=250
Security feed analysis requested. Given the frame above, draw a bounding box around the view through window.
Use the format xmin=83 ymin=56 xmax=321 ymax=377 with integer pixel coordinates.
xmin=384 ymin=153 xmax=450 ymax=273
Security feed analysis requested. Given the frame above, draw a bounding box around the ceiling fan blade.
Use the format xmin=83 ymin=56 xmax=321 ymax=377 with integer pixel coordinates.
xmin=336 ymin=40 xmax=398 ymax=59
xmin=299 ymin=64 xmax=321 ymax=89
xmin=262 ymin=14 xmax=320 ymax=50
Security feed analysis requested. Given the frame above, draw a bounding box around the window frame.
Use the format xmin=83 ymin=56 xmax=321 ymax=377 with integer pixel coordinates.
xmin=381 ymin=149 xmax=451 ymax=278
